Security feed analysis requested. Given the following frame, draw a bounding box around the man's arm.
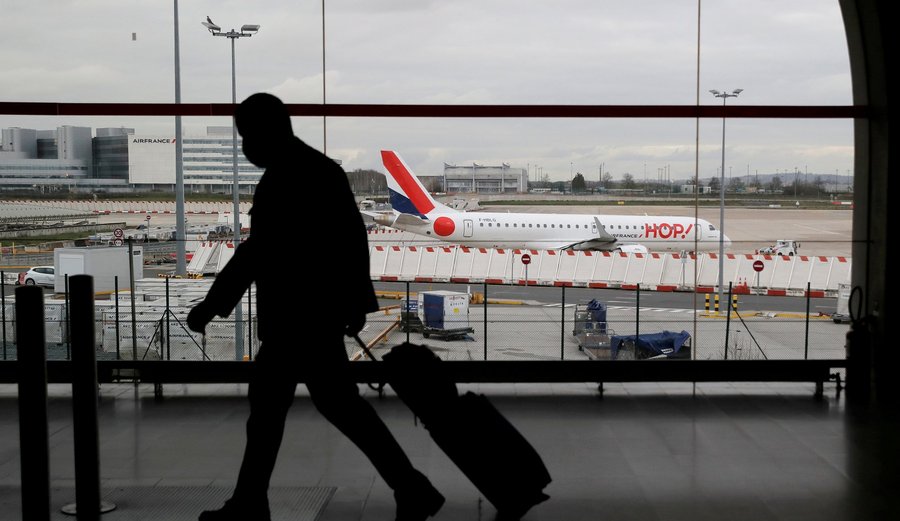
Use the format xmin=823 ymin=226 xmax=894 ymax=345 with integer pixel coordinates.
xmin=340 ymin=167 xmax=378 ymax=335
xmin=187 ymin=237 xmax=256 ymax=333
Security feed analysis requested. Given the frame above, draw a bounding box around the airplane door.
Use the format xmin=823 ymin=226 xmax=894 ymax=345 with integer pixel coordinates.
xmin=464 ymin=219 xmax=474 ymax=237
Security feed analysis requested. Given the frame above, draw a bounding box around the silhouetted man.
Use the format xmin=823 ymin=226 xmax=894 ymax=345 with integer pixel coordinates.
xmin=187 ymin=93 xmax=444 ymax=521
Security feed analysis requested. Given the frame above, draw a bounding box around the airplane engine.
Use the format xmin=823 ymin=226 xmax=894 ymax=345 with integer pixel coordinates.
xmin=373 ymin=212 xmax=397 ymax=227
xmin=616 ymin=244 xmax=649 ymax=254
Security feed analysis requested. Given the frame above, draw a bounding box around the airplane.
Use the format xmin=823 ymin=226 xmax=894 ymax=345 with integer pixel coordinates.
xmin=368 ymin=150 xmax=731 ymax=253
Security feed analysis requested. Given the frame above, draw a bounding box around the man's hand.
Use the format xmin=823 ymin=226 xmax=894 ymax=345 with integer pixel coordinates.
xmin=187 ymin=302 xmax=216 ymax=334
xmin=345 ymin=311 xmax=367 ymax=337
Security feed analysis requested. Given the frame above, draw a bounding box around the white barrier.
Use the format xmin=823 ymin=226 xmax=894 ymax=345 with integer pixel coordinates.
xmin=368 ymin=246 xmax=852 ymax=296
xmin=170 ymin=239 xmax=853 ymax=297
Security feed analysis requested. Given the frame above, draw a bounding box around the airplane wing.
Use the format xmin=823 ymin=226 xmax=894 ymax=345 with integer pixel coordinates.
xmin=559 ymin=217 xmax=618 ymax=251
xmin=559 ymin=238 xmax=618 ymax=251
xmin=593 ymin=217 xmax=618 ymax=243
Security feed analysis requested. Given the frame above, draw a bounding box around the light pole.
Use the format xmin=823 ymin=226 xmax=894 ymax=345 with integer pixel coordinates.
xmin=709 ymin=88 xmax=742 ymax=312
xmin=204 ymin=18 xmax=259 ymax=360
xmin=174 ymin=0 xmax=185 ymax=275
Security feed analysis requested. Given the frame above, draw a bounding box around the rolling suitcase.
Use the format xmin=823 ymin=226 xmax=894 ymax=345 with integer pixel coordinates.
xmin=355 ymin=337 xmax=551 ymax=519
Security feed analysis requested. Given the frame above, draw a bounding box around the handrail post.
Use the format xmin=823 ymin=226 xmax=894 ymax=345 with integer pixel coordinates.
xmin=725 ymin=282 xmax=733 ymax=360
xmin=2 ymin=270 xmax=7 ymax=360
xmin=62 ymin=275 xmax=116 ymax=518
xmin=561 ymin=285 xmax=566 ymax=360
xmin=805 ymin=282 xmax=811 ymax=359
xmin=16 ymin=285 xmax=51 ymax=521
xmin=483 ymin=282 xmax=488 ymax=360
xmin=114 ymin=276 xmax=120 ymax=360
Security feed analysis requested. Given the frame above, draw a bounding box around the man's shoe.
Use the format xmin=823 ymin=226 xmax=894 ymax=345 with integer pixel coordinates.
xmin=198 ymin=498 xmax=271 ymax=521
xmin=394 ymin=475 xmax=445 ymax=521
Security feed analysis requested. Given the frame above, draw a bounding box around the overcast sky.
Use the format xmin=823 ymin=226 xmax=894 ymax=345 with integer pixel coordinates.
xmin=1 ymin=0 xmax=853 ymax=182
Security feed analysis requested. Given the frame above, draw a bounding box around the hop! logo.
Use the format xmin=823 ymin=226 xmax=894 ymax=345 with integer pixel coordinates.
xmin=645 ymin=222 xmax=693 ymax=239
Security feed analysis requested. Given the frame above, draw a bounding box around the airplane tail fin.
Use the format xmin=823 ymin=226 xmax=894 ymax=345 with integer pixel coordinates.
xmin=381 ymin=150 xmax=455 ymax=218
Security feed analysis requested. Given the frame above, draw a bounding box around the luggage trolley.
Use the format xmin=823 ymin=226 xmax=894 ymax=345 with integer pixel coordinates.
xmin=573 ymin=299 xmax=616 ymax=359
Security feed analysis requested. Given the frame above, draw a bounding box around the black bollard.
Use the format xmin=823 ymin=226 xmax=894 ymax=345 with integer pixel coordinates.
xmin=16 ymin=285 xmax=51 ymax=521
xmin=61 ymin=275 xmax=115 ymax=518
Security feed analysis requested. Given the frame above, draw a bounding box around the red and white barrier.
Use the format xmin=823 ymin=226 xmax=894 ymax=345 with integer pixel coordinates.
xmin=368 ymin=246 xmax=852 ymax=296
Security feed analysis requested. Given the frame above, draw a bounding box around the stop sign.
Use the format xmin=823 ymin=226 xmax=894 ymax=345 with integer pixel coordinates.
xmin=753 ymin=260 xmax=764 ymax=272
xmin=521 ymin=253 xmax=532 ymax=265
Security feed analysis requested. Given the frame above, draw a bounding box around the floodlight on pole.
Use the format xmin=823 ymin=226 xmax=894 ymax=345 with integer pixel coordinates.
xmin=174 ymin=0 xmax=186 ymax=275
xmin=204 ymin=17 xmax=260 ymax=360
xmin=710 ymin=88 xmax=742 ymax=313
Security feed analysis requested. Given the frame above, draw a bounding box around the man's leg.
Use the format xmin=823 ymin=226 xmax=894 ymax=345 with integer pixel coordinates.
xmin=232 ymin=347 xmax=297 ymax=504
xmin=306 ymin=337 xmax=444 ymax=520
xmin=200 ymin=345 xmax=295 ymax=520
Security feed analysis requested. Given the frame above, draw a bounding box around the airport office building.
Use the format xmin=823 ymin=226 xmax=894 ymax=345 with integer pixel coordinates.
xmin=0 ymin=125 xmax=262 ymax=193
xmin=2 ymin=124 xmax=526 ymax=195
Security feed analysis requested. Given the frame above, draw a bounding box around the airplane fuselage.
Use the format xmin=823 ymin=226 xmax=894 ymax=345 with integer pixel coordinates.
xmin=381 ymin=210 xmax=727 ymax=252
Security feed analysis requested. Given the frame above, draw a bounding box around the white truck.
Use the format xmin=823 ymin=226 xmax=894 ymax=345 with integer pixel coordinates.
xmin=757 ymin=239 xmax=799 ymax=256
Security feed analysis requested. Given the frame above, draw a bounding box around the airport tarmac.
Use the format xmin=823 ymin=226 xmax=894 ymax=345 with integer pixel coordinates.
xmin=354 ymin=298 xmax=846 ymax=364
xmin=80 ymin=201 xmax=854 ymax=257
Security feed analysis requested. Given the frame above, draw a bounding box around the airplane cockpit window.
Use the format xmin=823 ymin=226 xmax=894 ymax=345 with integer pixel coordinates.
xmin=708 ymin=224 xmax=716 ymax=231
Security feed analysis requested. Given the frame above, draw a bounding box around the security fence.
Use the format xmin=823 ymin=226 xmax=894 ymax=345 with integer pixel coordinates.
xmin=0 ymin=272 xmax=848 ymax=364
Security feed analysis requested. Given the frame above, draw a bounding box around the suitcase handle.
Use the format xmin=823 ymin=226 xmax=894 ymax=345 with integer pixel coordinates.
xmin=352 ymin=335 xmax=385 ymax=393
xmin=353 ymin=335 xmax=379 ymax=361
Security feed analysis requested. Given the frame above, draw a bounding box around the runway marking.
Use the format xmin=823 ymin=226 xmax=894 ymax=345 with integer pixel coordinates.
xmin=543 ymin=304 xmax=700 ymax=314
xmin=791 ymin=223 xmax=843 ymax=235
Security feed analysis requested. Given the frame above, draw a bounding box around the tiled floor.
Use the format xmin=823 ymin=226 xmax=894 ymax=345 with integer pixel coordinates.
xmin=1 ymin=381 xmax=898 ymax=520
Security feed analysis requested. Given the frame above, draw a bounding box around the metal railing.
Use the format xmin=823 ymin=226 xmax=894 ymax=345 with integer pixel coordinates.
xmin=1 ymin=269 xmax=848 ymax=364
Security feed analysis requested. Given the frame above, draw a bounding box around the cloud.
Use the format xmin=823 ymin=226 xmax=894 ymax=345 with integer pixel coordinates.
xmin=0 ymin=0 xmax=855 ymax=180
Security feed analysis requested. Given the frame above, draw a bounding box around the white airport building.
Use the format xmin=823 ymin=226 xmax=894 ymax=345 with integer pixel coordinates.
xmin=442 ymin=162 xmax=528 ymax=193
xmin=0 ymin=125 xmax=263 ymax=194
xmin=2 ymin=124 xmax=528 ymax=195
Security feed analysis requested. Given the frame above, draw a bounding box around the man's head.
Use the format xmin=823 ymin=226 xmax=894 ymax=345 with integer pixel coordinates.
xmin=235 ymin=93 xmax=293 ymax=168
